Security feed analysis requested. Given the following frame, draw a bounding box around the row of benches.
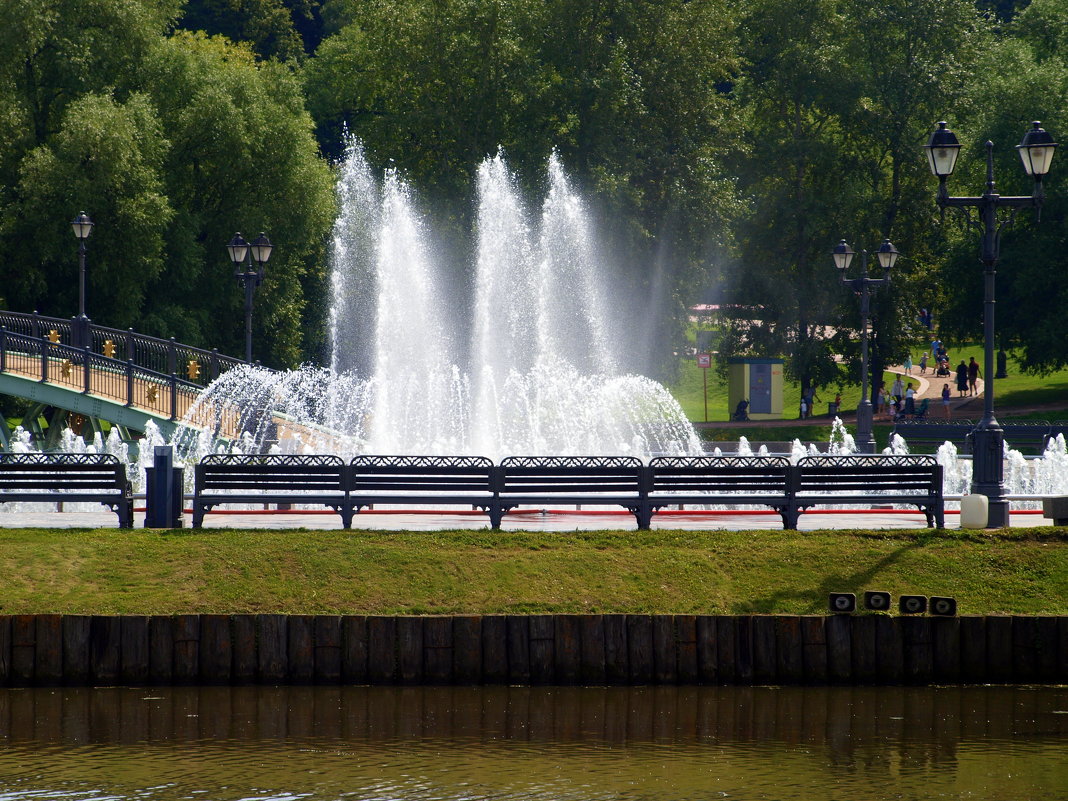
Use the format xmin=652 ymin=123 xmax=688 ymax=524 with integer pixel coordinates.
xmin=0 ymin=452 xmax=945 ymax=530
xmin=891 ymin=420 xmax=1068 ymax=454
xmin=191 ymin=453 xmax=944 ymax=530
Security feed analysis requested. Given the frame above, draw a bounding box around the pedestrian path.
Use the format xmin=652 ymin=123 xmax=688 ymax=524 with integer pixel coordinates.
xmin=883 ymin=363 xmax=985 ymax=420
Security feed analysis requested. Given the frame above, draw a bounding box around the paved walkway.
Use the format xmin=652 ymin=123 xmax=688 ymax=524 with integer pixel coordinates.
xmin=0 ymin=507 xmax=1050 ymax=531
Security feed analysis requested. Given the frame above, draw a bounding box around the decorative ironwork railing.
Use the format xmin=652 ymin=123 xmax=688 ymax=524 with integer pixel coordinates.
xmin=0 ymin=309 xmax=258 ymax=420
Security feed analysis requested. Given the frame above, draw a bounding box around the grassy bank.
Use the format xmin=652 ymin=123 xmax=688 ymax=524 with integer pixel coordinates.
xmin=3 ymin=527 xmax=1065 ymax=616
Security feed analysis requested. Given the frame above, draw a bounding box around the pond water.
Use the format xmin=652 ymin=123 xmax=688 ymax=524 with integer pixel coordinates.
xmin=0 ymin=685 xmax=1065 ymax=800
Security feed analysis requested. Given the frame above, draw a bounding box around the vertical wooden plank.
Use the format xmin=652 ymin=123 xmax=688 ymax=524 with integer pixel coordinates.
xmin=314 ymin=616 xmax=342 ymax=684
xmin=148 ymin=616 xmax=174 ymax=685
xmin=1035 ymin=617 xmax=1059 ymax=682
xmin=35 ymin=615 xmax=63 ymax=686
xmin=120 ymin=616 xmax=150 ymax=685
xmin=931 ymin=616 xmax=961 ymax=683
xmin=959 ymin=616 xmax=987 ymax=684
xmin=986 ymin=616 xmax=1013 ymax=683
xmin=603 ymin=614 xmax=628 ymax=684
xmin=875 ymin=616 xmax=904 ymax=684
xmin=800 ymin=616 xmax=827 ymax=684
xmin=397 ymin=617 xmax=423 ymax=684
xmin=341 ymin=615 xmax=368 ymax=684
xmin=1012 ymin=616 xmax=1038 ymax=682
xmin=288 ymin=615 xmax=315 ymax=684
xmin=63 ymin=616 xmax=91 ymax=686
xmin=232 ymin=615 xmax=257 ymax=684
xmin=554 ymin=615 xmax=581 ymax=685
xmin=579 ymin=615 xmax=606 ymax=685
xmin=479 ymin=615 xmax=507 ymax=683
xmin=626 ymin=615 xmax=653 ymax=684
xmin=696 ymin=616 xmax=718 ymax=684
xmin=0 ymin=615 xmax=10 ymax=686
xmin=774 ymin=616 xmax=803 ymax=684
xmin=902 ymin=616 xmax=933 ymax=684
xmin=751 ymin=617 xmax=777 ymax=684
xmin=850 ymin=616 xmax=877 ymax=683
xmin=452 ymin=615 xmax=482 ymax=684
xmin=529 ymin=615 xmax=555 ymax=684
xmin=172 ymin=614 xmax=200 ymax=684
xmin=825 ymin=614 xmax=852 ymax=684
xmin=734 ymin=616 xmax=754 ymax=685
xmin=675 ymin=615 xmax=698 ymax=684
xmin=653 ymin=616 xmax=677 ymax=684
xmin=199 ymin=614 xmax=232 ymax=685
xmin=90 ymin=616 xmax=121 ymax=685
xmin=257 ymin=614 xmax=288 ymax=684
xmin=367 ymin=616 xmax=397 ymax=684
xmin=422 ymin=617 xmax=452 ymax=684
xmin=11 ymin=615 xmax=35 ymax=685
xmin=506 ymin=616 xmax=530 ymax=684
xmin=717 ymin=616 xmax=738 ymax=684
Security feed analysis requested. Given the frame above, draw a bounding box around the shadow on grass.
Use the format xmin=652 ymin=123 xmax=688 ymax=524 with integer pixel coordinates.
xmin=734 ymin=532 xmax=933 ymax=615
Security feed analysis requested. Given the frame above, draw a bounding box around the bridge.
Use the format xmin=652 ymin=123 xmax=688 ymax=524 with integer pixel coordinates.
xmin=0 ymin=310 xmax=251 ymax=450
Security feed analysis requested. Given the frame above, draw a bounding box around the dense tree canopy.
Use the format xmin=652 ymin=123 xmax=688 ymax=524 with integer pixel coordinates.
xmin=1 ymin=0 xmax=1066 ymax=381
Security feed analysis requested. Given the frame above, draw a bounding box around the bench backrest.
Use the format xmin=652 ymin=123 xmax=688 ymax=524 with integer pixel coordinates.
xmin=795 ymin=455 xmax=940 ymax=494
xmin=351 ymin=455 xmax=494 ymax=494
xmin=499 ymin=456 xmax=643 ymax=495
xmin=0 ymin=453 xmax=128 ymax=493
xmin=196 ymin=454 xmax=346 ymax=492
xmin=649 ymin=456 xmax=790 ymax=494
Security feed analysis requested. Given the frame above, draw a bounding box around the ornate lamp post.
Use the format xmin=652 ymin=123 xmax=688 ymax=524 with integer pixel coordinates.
xmin=924 ymin=120 xmax=1057 ymax=527
xmin=227 ymin=231 xmax=273 ymax=363
xmin=833 ymin=238 xmax=899 ymax=453
xmin=70 ymin=211 xmax=94 ymax=348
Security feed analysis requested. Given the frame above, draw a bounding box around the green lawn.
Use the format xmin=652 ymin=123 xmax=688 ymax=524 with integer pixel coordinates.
xmin=0 ymin=527 xmax=1064 ymax=616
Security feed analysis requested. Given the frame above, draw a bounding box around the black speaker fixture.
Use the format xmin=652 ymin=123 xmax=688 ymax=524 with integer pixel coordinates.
xmin=899 ymin=595 xmax=928 ymax=614
xmin=864 ymin=591 xmax=892 ymax=611
xmin=829 ymin=593 xmax=856 ymax=613
xmin=930 ymin=596 xmax=957 ymax=616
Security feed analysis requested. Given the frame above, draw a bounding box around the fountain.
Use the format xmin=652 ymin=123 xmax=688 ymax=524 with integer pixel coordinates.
xmin=171 ymin=140 xmax=702 ymax=462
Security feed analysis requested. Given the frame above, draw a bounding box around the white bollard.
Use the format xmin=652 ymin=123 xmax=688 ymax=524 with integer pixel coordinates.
xmin=960 ymin=494 xmax=989 ymax=529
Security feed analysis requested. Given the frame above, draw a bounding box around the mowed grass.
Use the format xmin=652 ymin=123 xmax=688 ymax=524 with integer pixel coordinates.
xmin=1 ymin=526 xmax=1065 ymax=616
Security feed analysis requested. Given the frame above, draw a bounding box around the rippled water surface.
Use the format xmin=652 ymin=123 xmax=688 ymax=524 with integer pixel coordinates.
xmin=1 ymin=685 xmax=1066 ymax=800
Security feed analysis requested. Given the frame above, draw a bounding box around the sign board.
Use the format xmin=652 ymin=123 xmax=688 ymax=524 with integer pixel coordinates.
xmin=697 ymin=353 xmax=711 ymax=369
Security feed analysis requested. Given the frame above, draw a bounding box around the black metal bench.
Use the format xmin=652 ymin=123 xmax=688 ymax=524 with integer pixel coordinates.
xmin=891 ymin=421 xmax=975 ymax=452
xmin=192 ymin=454 xmax=351 ymax=528
xmin=494 ymin=456 xmax=645 ymax=528
xmin=0 ymin=453 xmax=133 ymax=527
xmin=351 ymin=455 xmax=495 ymax=520
xmin=790 ymin=455 xmax=944 ymax=528
xmin=647 ymin=456 xmax=791 ymax=528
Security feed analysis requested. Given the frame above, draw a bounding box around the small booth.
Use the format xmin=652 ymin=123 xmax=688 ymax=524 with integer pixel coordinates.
xmin=727 ymin=357 xmax=784 ymax=421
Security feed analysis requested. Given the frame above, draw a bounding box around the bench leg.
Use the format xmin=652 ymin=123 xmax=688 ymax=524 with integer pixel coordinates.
xmin=489 ymin=504 xmax=504 ymax=530
xmin=191 ymin=503 xmax=205 ymax=529
xmin=120 ymin=499 xmax=133 ymax=529
xmin=339 ymin=506 xmax=354 ymax=529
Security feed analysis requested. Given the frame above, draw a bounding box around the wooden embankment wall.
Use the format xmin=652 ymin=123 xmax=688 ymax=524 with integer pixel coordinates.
xmin=1 ymin=614 xmax=1064 ymax=687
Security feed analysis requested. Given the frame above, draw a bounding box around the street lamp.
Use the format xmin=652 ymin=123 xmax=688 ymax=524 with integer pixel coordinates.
xmin=227 ymin=231 xmax=273 ymax=363
xmin=833 ymin=238 xmax=898 ymax=453
xmin=924 ymin=120 xmax=1057 ymax=527
xmin=70 ymin=211 xmax=94 ymax=348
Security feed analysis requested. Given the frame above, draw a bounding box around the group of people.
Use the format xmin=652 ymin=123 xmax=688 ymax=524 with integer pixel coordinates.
xmin=876 ymin=376 xmax=918 ymax=420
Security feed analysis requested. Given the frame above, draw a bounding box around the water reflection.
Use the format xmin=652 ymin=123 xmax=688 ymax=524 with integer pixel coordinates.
xmin=0 ymin=685 xmax=1065 ymax=800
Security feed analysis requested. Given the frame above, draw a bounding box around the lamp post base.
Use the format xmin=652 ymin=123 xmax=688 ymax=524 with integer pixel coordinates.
xmin=855 ymin=402 xmax=876 ymax=454
xmin=971 ymin=423 xmax=1009 ymax=528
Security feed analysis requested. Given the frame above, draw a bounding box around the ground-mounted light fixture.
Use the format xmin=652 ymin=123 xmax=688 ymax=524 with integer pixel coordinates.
xmin=899 ymin=595 xmax=928 ymax=615
xmin=930 ymin=596 xmax=957 ymax=616
xmin=863 ymin=591 xmax=892 ymax=611
xmin=829 ymin=593 xmax=857 ymax=613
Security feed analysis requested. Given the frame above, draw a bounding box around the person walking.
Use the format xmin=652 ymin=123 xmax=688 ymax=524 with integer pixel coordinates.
xmin=942 ymin=383 xmax=952 ymax=419
xmin=956 ymin=360 xmax=969 ymax=397
xmin=904 ymin=354 xmax=913 ymax=375
xmin=968 ymin=356 xmax=981 ymax=396
xmin=904 ymin=382 xmax=916 ymax=416
xmin=891 ymin=375 xmax=904 ymax=405
xmin=919 ymin=352 xmax=928 ymax=375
